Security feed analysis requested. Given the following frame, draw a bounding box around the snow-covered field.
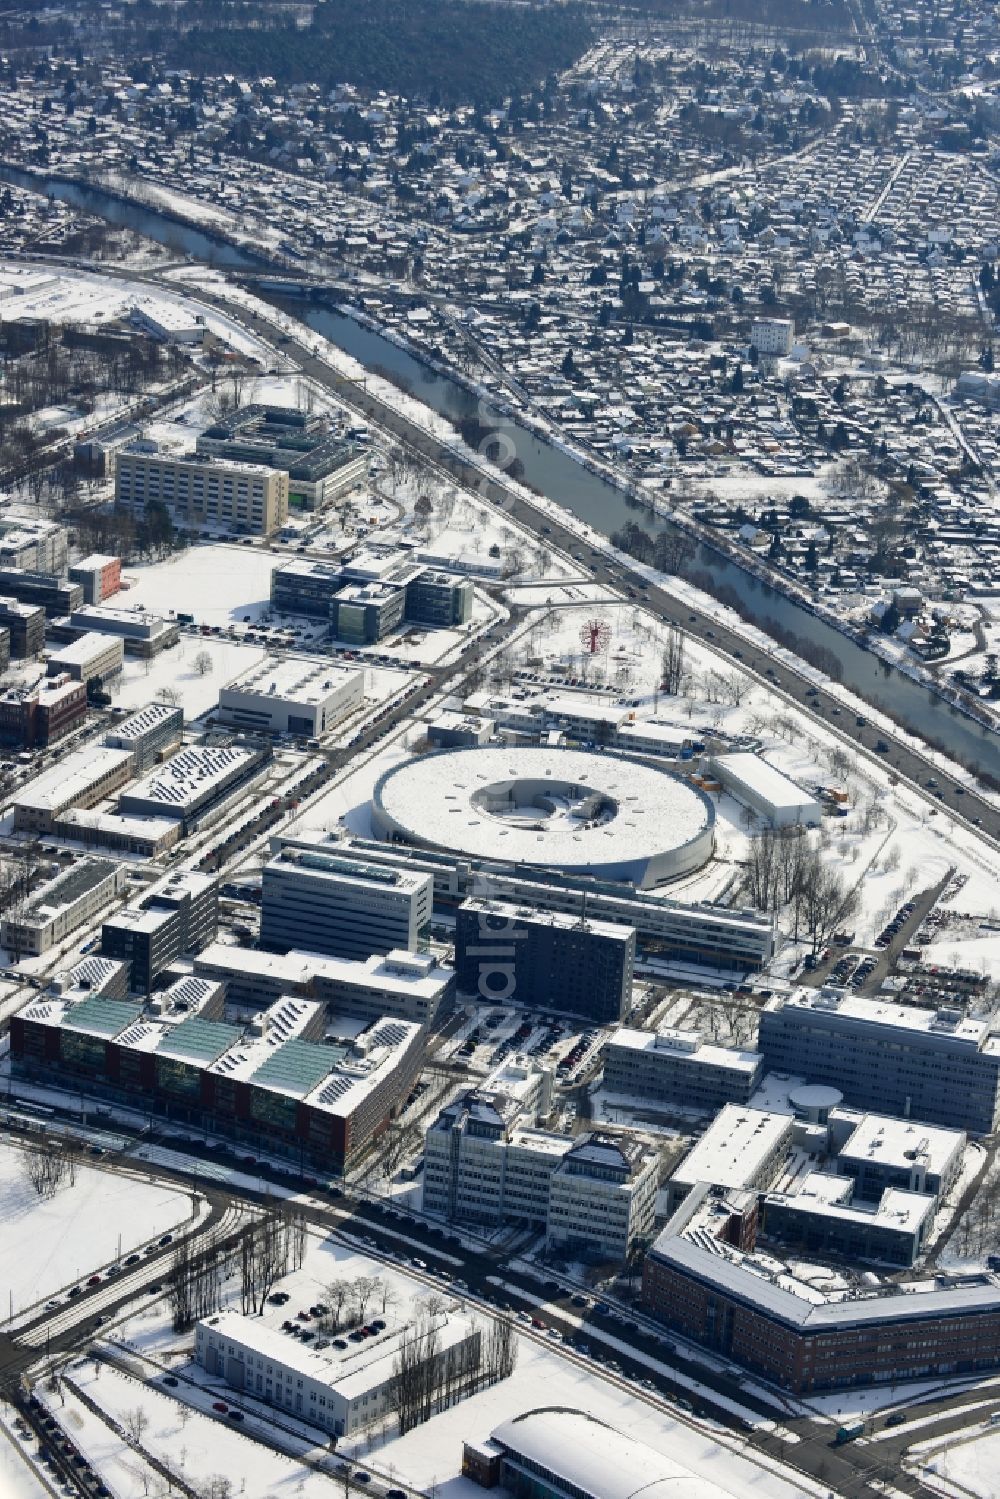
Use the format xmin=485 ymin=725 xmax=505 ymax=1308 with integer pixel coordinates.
xmin=0 ymin=1143 xmax=193 ymax=1320
xmin=121 ymin=543 xmax=278 ymax=625
xmin=909 ymin=1422 xmax=1000 ymax=1497
xmin=111 ymin=633 xmax=267 ymax=721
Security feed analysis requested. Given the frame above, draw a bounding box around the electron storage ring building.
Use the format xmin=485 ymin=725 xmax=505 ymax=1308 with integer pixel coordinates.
xmin=371 ymin=745 xmax=715 ymax=888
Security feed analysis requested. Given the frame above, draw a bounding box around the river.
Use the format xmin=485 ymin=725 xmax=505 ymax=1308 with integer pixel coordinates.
xmin=7 ymin=166 xmax=997 ymax=777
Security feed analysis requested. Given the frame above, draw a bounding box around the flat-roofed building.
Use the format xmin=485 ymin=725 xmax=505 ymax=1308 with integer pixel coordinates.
xmin=13 ymin=745 xmax=135 ymax=833
xmin=666 ymin=1104 xmax=795 ymax=1212
xmin=759 ymin=988 xmax=1000 ymax=1134
xmin=119 ymin=741 xmax=269 ymax=831
xmin=105 ymin=701 xmax=184 ymax=772
xmin=762 ymin=1174 xmax=936 ymax=1268
xmin=0 ymin=596 xmax=45 ymax=658
xmin=197 ymin=1303 xmax=480 ymax=1438
xmin=116 ymin=447 xmax=288 ymax=537
xmin=46 ymin=631 xmax=124 ymax=684
xmin=69 ymin=605 xmax=179 ymax=659
xmin=603 ymin=1027 xmax=764 ymax=1111
xmin=0 ymin=517 xmax=67 ymax=574
xmin=0 ymin=567 xmax=82 ymax=618
xmin=1 ymin=857 xmax=128 ymax=956
xmin=102 ymin=870 xmax=218 ymax=992
xmin=830 ymin=1109 xmax=965 ymax=1203
xmin=54 ymin=806 xmax=181 ymax=857
xmin=216 ymin=657 xmax=363 ymax=738
xmin=455 ymin=897 xmax=634 ymax=1024
xmin=68 ymin=554 xmax=122 ymax=605
xmin=195 ymin=405 xmax=366 ymax=512
xmin=262 ymin=844 xmax=433 ymax=960
xmin=707 ymin=752 xmax=822 ymax=828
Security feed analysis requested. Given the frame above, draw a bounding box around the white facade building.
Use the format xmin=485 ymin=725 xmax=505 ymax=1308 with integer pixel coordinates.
xmin=196 ymin=1306 xmax=481 ymax=1438
xmin=707 ymin=751 xmax=822 ymax=828
xmin=216 ymin=657 xmax=364 ymax=738
xmin=751 ymin=317 xmax=794 ymax=357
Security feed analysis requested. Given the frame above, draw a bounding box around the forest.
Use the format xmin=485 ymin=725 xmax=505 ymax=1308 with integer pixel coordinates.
xmin=173 ymin=0 xmax=594 ymax=108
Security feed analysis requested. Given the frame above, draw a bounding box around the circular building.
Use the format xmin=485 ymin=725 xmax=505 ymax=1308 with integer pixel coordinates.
xmin=371 ymin=745 xmax=714 ymax=888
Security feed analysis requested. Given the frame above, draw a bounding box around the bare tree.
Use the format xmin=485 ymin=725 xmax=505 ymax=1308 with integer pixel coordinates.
xmin=660 ymin=625 xmax=685 ymax=695
xmin=125 ymin=1407 xmax=149 ymax=1446
xmin=193 ymin=650 xmax=213 ymax=677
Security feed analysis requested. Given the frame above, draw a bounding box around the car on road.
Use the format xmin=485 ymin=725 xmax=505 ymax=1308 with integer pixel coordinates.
xmin=161 ymin=1375 xmax=178 ymax=1387
xmin=885 ymin=1412 xmax=907 ymax=1427
xmin=212 ymin=1402 xmax=228 ymax=1413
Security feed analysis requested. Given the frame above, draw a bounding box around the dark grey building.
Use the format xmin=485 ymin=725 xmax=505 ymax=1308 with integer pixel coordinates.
xmin=102 ymin=870 xmax=218 ymax=992
xmin=758 ymin=989 xmax=1000 ymax=1135
xmin=0 ymin=569 xmax=83 ymax=618
xmin=455 ymin=897 xmax=635 ymax=1024
xmin=405 ymin=571 xmax=473 ymax=628
xmin=0 ymin=597 xmax=43 ymax=658
xmin=329 ymin=581 xmax=406 ymax=644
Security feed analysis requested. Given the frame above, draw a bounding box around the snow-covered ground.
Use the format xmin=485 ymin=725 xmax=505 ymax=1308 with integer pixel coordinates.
xmin=111 ymin=633 xmax=267 ymax=721
xmin=0 ymin=1420 xmax=50 ymax=1499
xmin=910 ymin=1422 xmax=1000 ymax=1497
xmin=0 ymin=1143 xmax=193 ymax=1321
xmin=121 ymin=543 xmax=278 ymax=625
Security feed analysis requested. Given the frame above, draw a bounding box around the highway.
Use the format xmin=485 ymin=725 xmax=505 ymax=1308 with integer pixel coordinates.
xmin=177 ymin=275 xmax=1000 ymax=847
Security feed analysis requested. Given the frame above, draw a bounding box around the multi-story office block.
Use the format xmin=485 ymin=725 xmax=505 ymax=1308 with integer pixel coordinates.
xmin=0 ymin=597 xmax=44 ymax=658
xmin=46 ymin=631 xmax=124 ymax=685
xmin=455 ymin=897 xmax=635 ymax=1023
xmin=68 ymin=554 xmax=122 ymax=605
xmin=261 ymin=845 xmax=433 ymax=960
xmin=195 ymin=405 xmax=366 ymax=511
xmin=759 ymin=988 xmax=1000 ymax=1134
xmin=0 ymin=568 xmax=82 ymax=617
xmin=13 ymin=746 xmax=135 ymax=833
xmin=404 ymin=570 xmax=473 ymax=628
xmin=102 ymin=870 xmax=218 ymax=992
xmin=105 ymin=701 xmax=184 ymax=773
xmin=423 ymin=1079 xmax=657 ymax=1262
xmin=329 ymin=580 xmax=406 ymax=644
xmin=115 ymin=447 xmax=289 ymax=536
xmin=1 ymin=858 xmax=127 ymax=957
xmin=70 ymin=605 xmax=180 ymax=659
xmin=603 ymin=1027 xmax=763 ymax=1111
xmin=0 ymin=517 xmax=68 ymax=574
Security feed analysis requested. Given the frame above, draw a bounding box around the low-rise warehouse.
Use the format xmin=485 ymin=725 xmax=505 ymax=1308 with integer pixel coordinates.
xmin=46 ymin=630 xmax=124 ymax=684
xmin=13 ymin=746 xmax=135 ymax=833
xmin=118 ymin=741 xmax=270 ymax=829
xmin=1 ymin=857 xmax=127 ymax=956
xmin=707 ymin=752 xmax=822 ymax=828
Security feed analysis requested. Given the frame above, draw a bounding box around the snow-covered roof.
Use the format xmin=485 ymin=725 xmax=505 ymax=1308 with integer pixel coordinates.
xmin=371 ymin=745 xmax=714 ymax=885
xmin=490 ymin=1408 xmax=742 ymax=1499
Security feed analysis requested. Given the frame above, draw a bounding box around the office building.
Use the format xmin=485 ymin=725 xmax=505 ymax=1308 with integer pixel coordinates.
xmin=47 ymin=954 xmax=129 ymax=1002
xmin=101 ymin=869 xmax=218 ymax=992
xmin=115 ymin=446 xmax=289 ymax=537
xmin=642 ymin=1181 xmax=1000 ymax=1393
xmin=831 ymin=1111 xmax=965 ymax=1203
xmin=706 ymin=752 xmax=822 ymax=829
xmin=424 ymin=1082 xmax=657 ymax=1261
xmin=404 ymin=569 xmax=473 ymax=628
xmin=0 ymin=623 xmax=11 ymax=676
xmin=69 ymin=605 xmax=179 ymax=658
xmin=0 ymin=567 xmax=82 ymax=617
xmin=54 ymin=806 xmax=181 ymax=857
xmin=68 ymin=554 xmax=122 ymax=605
xmin=216 ymin=657 xmax=363 ymax=738
xmin=262 ymin=844 xmax=433 ymax=961
xmin=330 ymin=579 xmax=406 ymax=644
xmin=761 ymin=1174 xmax=935 ymax=1268
xmin=463 ymin=1409 xmax=737 ymax=1499
xmin=0 ymin=675 xmax=87 ymax=749
xmin=194 ymin=941 xmax=454 ymax=1025
xmin=0 ymin=517 xmax=68 ymax=574
xmin=195 ymin=404 xmax=366 ymax=511
xmin=11 ymin=988 xmax=423 ymax=1175
xmin=1 ymin=857 xmax=128 ymax=957
xmin=0 ymin=597 xmax=45 ymax=658
xmin=105 ymin=701 xmax=184 ymax=773
xmin=270 ymin=558 xmax=342 ymax=618
xmin=46 ymin=631 xmax=124 ymax=685
xmin=119 ymin=741 xmax=270 ymax=830
xmin=666 ymin=1104 xmax=794 ymax=1213
xmin=13 ymin=746 xmax=135 ymax=833
xmin=197 ymin=1304 xmax=481 ymax=1438
xmin=603 ymin=1027 xmax=764 ymax=1111
xmin=455 ymin=897 xmax=634 ymax=1023
xmin=759 ymin=988 xmax=1000 ymax=1134
xmin=296 ymin=828 xmax=775 ymax=972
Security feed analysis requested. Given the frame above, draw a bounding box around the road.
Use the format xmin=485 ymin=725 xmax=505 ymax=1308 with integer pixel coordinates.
xmin=0 ymin=1108 xmax=951 ymax=1499
xmin=174 ymin=274 xmax=1000 ymax=846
